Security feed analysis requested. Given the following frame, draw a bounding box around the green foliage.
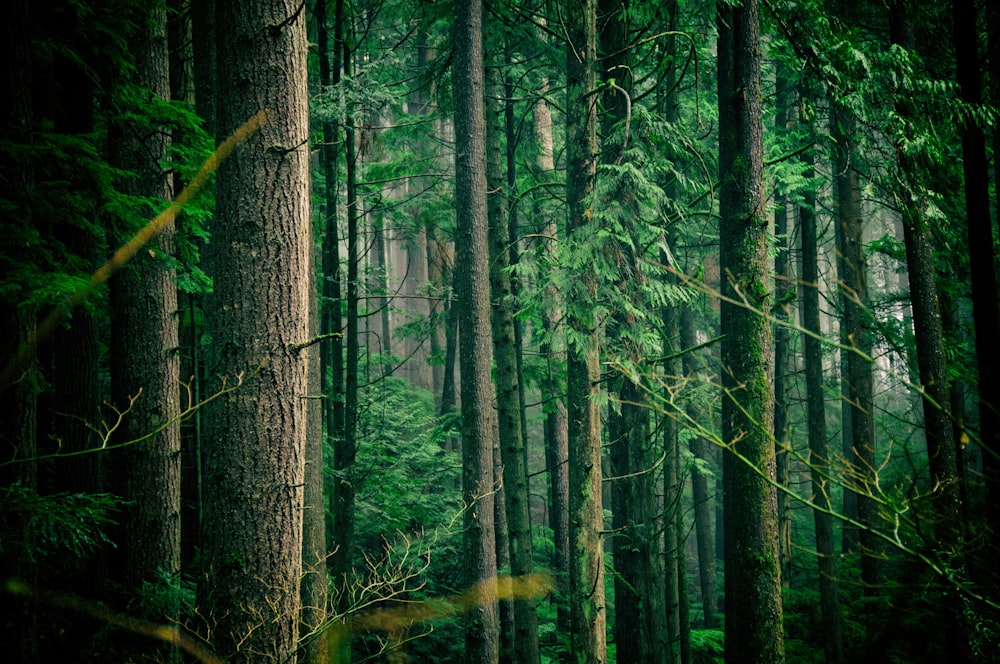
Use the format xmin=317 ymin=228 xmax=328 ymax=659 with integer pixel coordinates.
xmin=349 ymin=376 xmax=461 ymax=545
xmin=689 ymin=628 xmax=724 ymax=663
xmin=0 ymin=484 xmax=122 ymax=564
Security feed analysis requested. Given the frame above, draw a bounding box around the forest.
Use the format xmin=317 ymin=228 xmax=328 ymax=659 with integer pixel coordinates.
xmin=1 ymin=0 xmax=999 ymax=662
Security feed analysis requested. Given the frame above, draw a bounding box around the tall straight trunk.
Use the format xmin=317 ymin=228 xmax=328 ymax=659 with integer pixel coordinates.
xmin=716 ymin=1 xmax=784 ymax=662
xmin=531 ymin=37 xmax=571 ymax=648
xmin=953 ymin=0 xmax=1000 ymax=562
xmin=889 ymin=1 xmax=964 ymax=549
xmin=198 ymin=0 xmax=311 ymax=659
xmin=191 ymin=0 xmax=215 ymax=134
xmin=890 ymin=7 xmax=970 ymax=659
xmin=798 ymin=141 xmax=845 ymax=664
xmin=680 ymin=307 xmax=717 ymax=628
xmin=827 ymin=0 xmax=877 ymax=586
xmin=331 ymin=5 xmax=361 ymax=635
xmin=598 ymin=1 xmax=666 ymax=660
xmin=453 ymin=0 xmax=500 ymax=661
xmin=317 ymin=0 xmax=346 ymax=587
xmin=494 ymin=435 xmax=514 ymax=664
xmin=108 ymin=0 xmax=181 ymax=606
xmin=772 ymin=72 xmax=793 ymax=587
xmin=486 ymin=26 xmax=540 ymax=664
xmin=565 ymin=1 xmax=605 ymax=662
xmin=301 ymin=8 xmax=330 ymax=663
xmin=188 ymin=0 xmax=214 ymax=568
xmin=662 ymin=307 xmax=683 ymax=664
xmin=486 ymin=46 xmax=514 ymax=663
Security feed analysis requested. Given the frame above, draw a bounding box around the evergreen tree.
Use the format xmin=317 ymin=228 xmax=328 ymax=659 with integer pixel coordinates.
xmin=717 ymin=0 xmax=785 ymax=661
xmin=453 ymin=0 xmax=501 ymax=661
xmin=197 ymin=0 xmax=312 ymax=659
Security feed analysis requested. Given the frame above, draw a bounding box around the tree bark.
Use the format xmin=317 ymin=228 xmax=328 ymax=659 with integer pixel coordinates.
xmin=108 ymin=0 xmax=182 ymax=614
xmin=565 ymin=0 xmax=606 ymax=661
xmin=772 ymin=72 xmax=793 ymax=589
xmin=531 ymin=36 xmax=572 ymax=650
xmin=827 ymin=0 xmax=879 ymax=589
xmin=716 ymin=1 xmax=785 ymax=661
xmin=798 ymin=135 xmax=845 ymax=664
xmin=198 ymin=0 xmax=311 ymax=659
xmin=889 ymin=0 xmax=964 ymax=549
xmin=453 ymin=0 xmax=501 ymax=661
xmin=486 ymin=24 xmax=540 ymax=663
xmin=952 ymin=0 xmax=1000 ymax=569
xmin=680 ymin=307 xmax=717 ymax=629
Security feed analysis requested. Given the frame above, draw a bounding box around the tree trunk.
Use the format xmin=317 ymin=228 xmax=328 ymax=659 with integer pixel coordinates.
xmin=680 ymin=307 xmax=717 ymax=628
xmin=772 ymin=72 xmax=793 ymax=588
xmin=486 ymin=24 xmax=540 ymax=664
xmin=827 ymin=78 xmax=878 ymax=584
xmin=953 ymin=0 xmax=1000 ymax=568
xmin=198 ymin=0 xmax=311 ymax=659
xmin=798 ymin=136 xmax=845 ymax=664
xmin=662 ymin=307 xmax=683 ymax=664
xmin=565 ymin=1 xmax=606 ymax=661
xmin=191 ymin=0 xmax=215 ymax=134
xmin=108 ymin=0 xmax=181 ymax=618
xmin=716 ymin=1 xmax=785 ymax=661
xmin=531 ymin=44 xmax=572 ymax=650
xmin=331 ymin=2 xmax=360 ymax=637
xmin=453 ymin=0 xmax=500 ymax=661
xmin=889 ymin=0 xmax=964 ymax=549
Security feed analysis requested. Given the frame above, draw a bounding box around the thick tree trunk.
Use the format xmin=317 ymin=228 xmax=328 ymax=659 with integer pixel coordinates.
xmin=716 ymin=1 xmax=784 ymax=662
xmin=108 ymin=0 xmax=182 ymax=614
xmin=198 ymin=0 xmax=311 ymax=659
xmin=453 ymin=0 xmax=501 ymax=661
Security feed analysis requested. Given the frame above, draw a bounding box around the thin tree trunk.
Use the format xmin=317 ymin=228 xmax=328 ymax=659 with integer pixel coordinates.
xmin=798 ymin=136 xmax=845 ymax=664
xmin=486 ymin=24 xmax=540 ymax=663
xmin=331 ymin=5 xmax=360 ymax=637
xmin=680 ymin=307 xmax=717 ymax=629
xmin=565 ymin=0 xmax=605 ymax=661
xmin=532 ymin=59 xmax=572 ymax=654
xmin=827 ymin=76 xmax=877 ymax=582
xmin=890 ymin=0 xmax=964 ymax=549
xmin=302 ymin=8 xmax=330 ymax=653
xmin=317 ymin=0 xmax=345 ymax=558
xmin=772 ymin=72 xmax=793 ymax=588
xmin=953 ymin=0 xmax=1000 ymax=566
xmin=662 ymin=307 xmax=683 ymax=664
